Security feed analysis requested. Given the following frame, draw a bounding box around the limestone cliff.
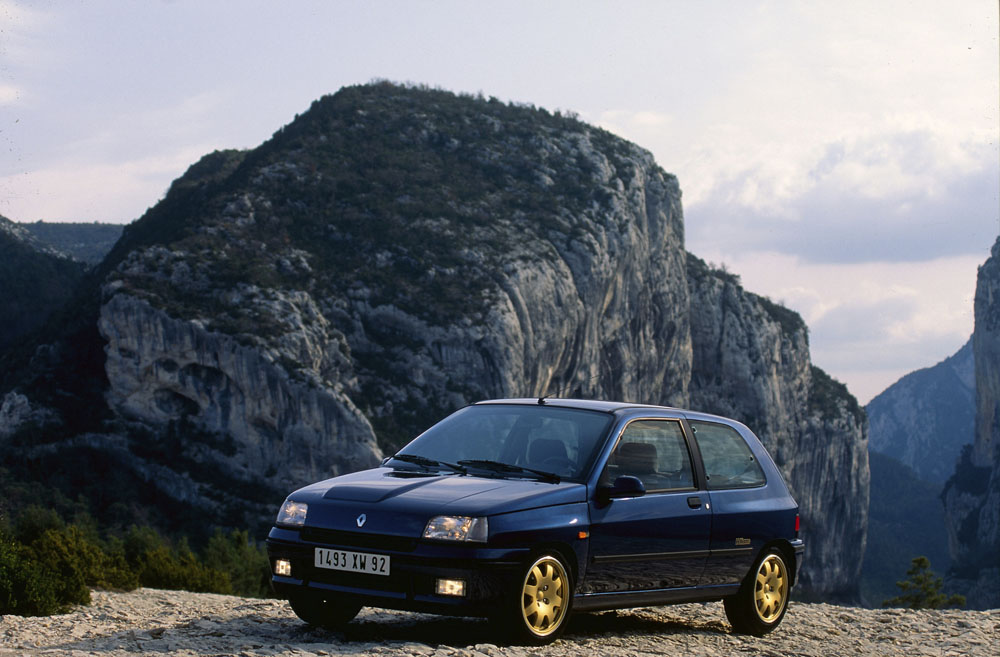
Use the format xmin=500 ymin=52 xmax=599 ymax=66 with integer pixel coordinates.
xmin=97 ymin=292 xmax=381 ymax=494
xmin=3 ymin=83 xmax=867 ymax=598
xmin=943 ymin=238 xmax=1000 ymax=609
xmin=686 ymin=255 xmax=868 ymax=600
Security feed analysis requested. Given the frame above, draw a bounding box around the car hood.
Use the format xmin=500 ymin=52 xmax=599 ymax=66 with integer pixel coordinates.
xmin=290 ymin=467 xmax=587 ymax=537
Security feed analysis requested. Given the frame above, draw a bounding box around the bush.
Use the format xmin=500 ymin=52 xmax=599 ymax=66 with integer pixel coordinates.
xmin=123 ymin=526 xmax=230 ymax=594
xmin=0 ymin=529 xmax=62 ymax=616
xmin=202 ymin=529 xmax=272 ymax=598
xmin=1 ymin=523 xmax=143 ymax=617
xmin=883 ymin=556 xmax=966 ymax=609
xmin=12 ymin=505 xmax=65 ymax=545
xmin=25 ymin=528 xmax=93 ymax=608
xmin=1 ymin=517 xmax=270 ymax=616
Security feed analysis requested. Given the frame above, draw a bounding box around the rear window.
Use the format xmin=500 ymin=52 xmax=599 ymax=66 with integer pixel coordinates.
xmin=690 ymin=421 xmax=766 ymax=489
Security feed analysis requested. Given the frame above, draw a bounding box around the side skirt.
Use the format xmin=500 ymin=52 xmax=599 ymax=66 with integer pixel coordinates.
xmin=572 ymin=583 xmax=741 ymax=612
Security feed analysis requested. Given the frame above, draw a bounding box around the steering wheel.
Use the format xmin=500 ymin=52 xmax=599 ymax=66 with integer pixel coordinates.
xmin=540 ymin=457 xmax=576 ymax=474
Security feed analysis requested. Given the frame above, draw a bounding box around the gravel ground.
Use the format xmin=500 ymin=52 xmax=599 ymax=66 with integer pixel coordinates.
xmin=1 ymin=588 xmax=997 ymax=657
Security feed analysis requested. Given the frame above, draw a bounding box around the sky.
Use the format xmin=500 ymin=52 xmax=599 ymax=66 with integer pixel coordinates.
xmin=1 ymin=0 xmax=997 ymax=405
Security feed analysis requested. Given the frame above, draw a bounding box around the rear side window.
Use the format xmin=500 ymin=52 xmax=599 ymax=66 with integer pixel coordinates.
xmin=600 ymin=419 xmax=695 ymax=491
xmin=690 ymin=421 xmax=766 ymax=490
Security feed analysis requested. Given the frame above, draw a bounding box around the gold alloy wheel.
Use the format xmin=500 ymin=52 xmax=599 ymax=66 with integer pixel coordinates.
xmin=754 ymin=553 xmax=788 ymax=623
xmin=520 ymin=555 xmax=568 ymax=636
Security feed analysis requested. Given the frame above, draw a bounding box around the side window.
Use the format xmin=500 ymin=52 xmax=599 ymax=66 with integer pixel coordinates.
xmin=601 ymin=420 xmax=694 ymax=491
xmin=690 ymin=421 xmax=766 ymax=489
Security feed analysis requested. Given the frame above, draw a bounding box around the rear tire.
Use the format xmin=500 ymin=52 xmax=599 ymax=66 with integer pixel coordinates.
xmin=724 ymin=549 xmax=789 ymax=636
xmin=287 ymin=590 xmax=361 ymax=630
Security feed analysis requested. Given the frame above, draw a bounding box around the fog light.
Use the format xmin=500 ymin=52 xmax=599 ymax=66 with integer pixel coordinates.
xmin=274 ymin=559 xmax=292 ymax=576
xmin=436 ymin=578 xmax=466 ymax=597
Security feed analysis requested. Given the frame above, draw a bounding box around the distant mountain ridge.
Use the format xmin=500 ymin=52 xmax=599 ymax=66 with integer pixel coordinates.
xmin=867 ymin=338 xmax=975 ymax=484
xmin=0 ymin=82 xmax=868 ymax=600
xmin=0 ymin=215 xmax=86 ymax=351
xmin=20 ymin=221 xmax=125 ymax=265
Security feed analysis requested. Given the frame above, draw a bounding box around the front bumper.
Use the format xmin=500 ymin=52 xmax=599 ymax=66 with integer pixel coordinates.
xmin=266 ymin=526 xmax=529 ymax=616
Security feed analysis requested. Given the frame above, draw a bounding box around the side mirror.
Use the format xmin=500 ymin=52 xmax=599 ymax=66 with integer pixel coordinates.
xmin=597 ymin=475 xmax=646 ymax=503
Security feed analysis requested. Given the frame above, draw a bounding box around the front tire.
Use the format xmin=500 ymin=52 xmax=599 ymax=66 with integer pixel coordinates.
xmin=724 ymin=549 xmax=790 ymax=636
xmin=495 ymin=553 xmax=573 ymax=645
xmin=287 ymin=590 xmax=361 ymax=630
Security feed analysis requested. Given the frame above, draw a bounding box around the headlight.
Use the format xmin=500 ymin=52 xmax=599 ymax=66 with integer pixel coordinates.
xmin=276 ymin=499 xmax=308 ymax=526
xmin=422 ymin=516 xmax=488 ymax=542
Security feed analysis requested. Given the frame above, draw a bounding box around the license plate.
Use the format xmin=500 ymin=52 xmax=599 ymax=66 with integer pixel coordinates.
xmin=314 ymin=547 xmax=390 ymax=576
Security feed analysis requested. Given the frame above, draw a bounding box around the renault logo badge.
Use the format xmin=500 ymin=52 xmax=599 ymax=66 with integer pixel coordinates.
xmin=356 ymin=514 xmax=367 ymax=528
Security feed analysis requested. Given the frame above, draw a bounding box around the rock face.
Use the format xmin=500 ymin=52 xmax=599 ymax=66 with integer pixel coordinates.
xmin=0 ymin=391 xmax=56 ymax=438
xmin=8 ymin=83 xmax=867 ymax=599
xmin=943 ymin=238 xmax=1000 ymax=609
xmin=97 ymin=293 xmax=381 ymax=495
xmin=686 ymin=256 xmax=868 ymax=600
xmin=867 ymin=339 xmax=975 ymax=484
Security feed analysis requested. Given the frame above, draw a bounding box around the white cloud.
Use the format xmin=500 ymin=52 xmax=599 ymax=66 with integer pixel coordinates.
xmin=589 ymin=1 xmax=999 ymax=218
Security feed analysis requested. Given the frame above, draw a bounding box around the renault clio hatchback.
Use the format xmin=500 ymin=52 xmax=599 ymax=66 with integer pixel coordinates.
xmin=266 ymin=399 xmax=804 ymax=644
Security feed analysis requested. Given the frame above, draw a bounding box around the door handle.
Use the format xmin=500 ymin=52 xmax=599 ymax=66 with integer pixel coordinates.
xmin=687 ymin=496 xmax=702 ymax=509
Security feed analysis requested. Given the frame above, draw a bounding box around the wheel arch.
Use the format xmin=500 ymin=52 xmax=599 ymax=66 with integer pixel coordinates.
xmin=524 ymin=540 xmax=580 ymax=589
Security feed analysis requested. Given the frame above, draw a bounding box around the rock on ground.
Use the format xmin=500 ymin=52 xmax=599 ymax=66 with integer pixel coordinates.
xmin=1 ymin=589 xmax=996 ymax=657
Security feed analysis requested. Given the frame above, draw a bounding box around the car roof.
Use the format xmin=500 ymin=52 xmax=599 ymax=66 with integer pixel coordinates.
xmin=473 ymin=398 xmax=745 ymax=428
xmin=475 ymin=398 xmax=651 ymax=413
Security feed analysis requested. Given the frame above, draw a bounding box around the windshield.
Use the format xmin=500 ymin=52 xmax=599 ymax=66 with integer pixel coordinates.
xmin=396 ymin=404 xmax=614 ymax=482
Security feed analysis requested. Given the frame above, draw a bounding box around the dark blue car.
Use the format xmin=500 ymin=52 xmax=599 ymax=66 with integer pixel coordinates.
xmin=267 ymin=399 xmax=803 ymax=644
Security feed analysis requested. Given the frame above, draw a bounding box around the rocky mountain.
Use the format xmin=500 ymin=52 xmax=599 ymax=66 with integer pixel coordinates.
xmin=20 ymin=221 xmax=125 ymax=265
xmin=942 ymin=237 xmax=1000 ymax=609
xmin=686 ymin=256 xmax=868 ymax=598
xmin=867 ymin=339 xmax=975 ymax=484
xmin=0 ymin=83 xmax=868 ymax=599
xmin=0 ymin=215 xmax=86 ymax=352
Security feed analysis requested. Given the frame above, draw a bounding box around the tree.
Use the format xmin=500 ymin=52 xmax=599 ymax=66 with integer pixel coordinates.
xmin=882 ymin=556 xmax=965 ymax=609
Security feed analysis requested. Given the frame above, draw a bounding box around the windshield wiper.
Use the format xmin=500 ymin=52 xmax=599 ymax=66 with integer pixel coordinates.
xmin=389 ymin=453 xmax=466 ymax=473
xmin=457 ymin=459 xmax=560 ymax=483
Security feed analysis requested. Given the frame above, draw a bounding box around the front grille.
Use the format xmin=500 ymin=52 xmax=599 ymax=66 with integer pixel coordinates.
xmin=299 ymin=527 xmax=418 ymax=553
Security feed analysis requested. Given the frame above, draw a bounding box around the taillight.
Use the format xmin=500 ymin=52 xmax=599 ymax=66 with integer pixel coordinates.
xmin=795 ymin=514 xmax=800 ymax=535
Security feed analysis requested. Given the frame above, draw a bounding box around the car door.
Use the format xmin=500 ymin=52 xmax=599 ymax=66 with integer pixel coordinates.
xmin=689 ymin=419 xmax=769 ymax=585
xmin=583 ymin=418 xmax=712 ymax=593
